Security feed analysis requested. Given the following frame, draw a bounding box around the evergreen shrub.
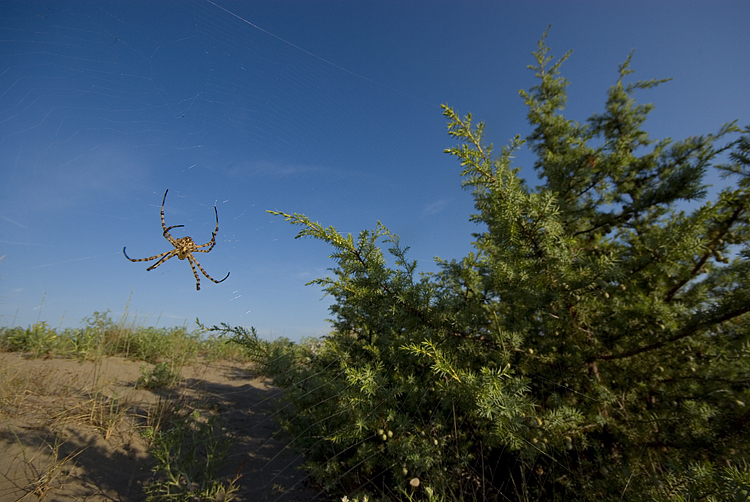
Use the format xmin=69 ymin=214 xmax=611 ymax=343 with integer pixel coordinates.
xmin=216 ymin=31 xmax=750 ymax=501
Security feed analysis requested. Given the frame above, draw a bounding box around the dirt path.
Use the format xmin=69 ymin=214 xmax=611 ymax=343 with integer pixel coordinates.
xmin=0 ymin=352 xmax=325 ymax=501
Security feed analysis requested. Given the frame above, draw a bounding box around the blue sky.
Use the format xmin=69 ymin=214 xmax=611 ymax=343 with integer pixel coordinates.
xmin=1 ymin=1 xmax=748 ymax=341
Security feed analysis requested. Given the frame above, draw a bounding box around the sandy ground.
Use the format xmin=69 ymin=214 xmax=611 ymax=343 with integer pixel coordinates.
xmin=0 ymin=352 xmax=325 ymax=502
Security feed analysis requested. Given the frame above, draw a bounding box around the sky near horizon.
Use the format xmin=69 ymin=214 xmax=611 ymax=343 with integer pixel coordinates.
xmin=1 ymin=1 xmax=748 ymax=341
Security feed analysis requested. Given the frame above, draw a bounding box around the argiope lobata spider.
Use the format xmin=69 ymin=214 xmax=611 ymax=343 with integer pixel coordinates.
xmin=123 ymin=189 xmax=230 ymax=291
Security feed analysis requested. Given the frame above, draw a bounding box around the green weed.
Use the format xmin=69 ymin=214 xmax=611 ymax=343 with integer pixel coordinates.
xmin=142 ymin=409 xmax=240 ymax=502
xmin=137 ymin=362 xmax=182 ymax=390
xmin=0 ymin=310 xmax=245 ymax=367
xmin=0 ymin=322 xmax=62 ymax=357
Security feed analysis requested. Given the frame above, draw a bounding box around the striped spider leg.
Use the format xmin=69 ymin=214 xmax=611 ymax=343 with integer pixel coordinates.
xmin=123 ymin=189 xmax=230 ymax=290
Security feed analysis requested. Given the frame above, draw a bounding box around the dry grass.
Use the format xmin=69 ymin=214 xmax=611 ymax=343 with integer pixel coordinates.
xmin=0 ymin=315 xmax=319 ymax=501
xmin=1 ymin=426 xmax=85 ymax=502
xmin=0 ymin=354 xmax=157 ymax=501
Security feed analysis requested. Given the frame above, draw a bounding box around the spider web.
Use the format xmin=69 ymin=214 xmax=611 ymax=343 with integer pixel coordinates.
xmin=0 ymin=3 xmax=480 ymax=499
xmin=1 ymin=1 xmax=748 ymax=500
xmin=0 ymin=0 xmax=480 ymax=340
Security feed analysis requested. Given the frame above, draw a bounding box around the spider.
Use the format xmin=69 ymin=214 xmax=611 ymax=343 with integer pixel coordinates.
xmin=123 ymin=189 xmax=230 ymax=291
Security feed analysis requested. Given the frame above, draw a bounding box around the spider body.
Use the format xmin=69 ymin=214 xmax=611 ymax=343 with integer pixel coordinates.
xmin=123 ymin=189 xmax=230 ymax=290
xmin=173 ymin=236 xmax=196 ymax=260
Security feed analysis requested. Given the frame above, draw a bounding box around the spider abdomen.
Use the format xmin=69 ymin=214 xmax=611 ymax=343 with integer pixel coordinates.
xmin=176 ymin=237 xmax=197 ymax=259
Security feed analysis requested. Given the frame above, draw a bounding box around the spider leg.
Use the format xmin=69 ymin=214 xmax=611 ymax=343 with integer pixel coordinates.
xmin=190 ymin=254 xmax=230 ymax=285
xmin=159 ymin=189 xmax=184 ymax=248
xmin=195 ymin=206 xmax=220 ymax=251
xmin=160 ymin=189 xmax=169 ymax=234
xmin=146 ymin=251 xmax=177 ymax=271
xmin=123 ymin=247 xmax=171 ymax=263
xmin=193 ymin=240 xmax=216 ymax=252
xmin=186 ymin=255 xmax=203 ymax=291
xmin=163 ymin=224 xmax=184 ymax=243
xmin=160 ymin=188 xmax=182 ymax=247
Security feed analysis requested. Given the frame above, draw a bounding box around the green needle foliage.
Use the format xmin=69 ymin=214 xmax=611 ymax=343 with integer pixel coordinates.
xmin=221 ymin=30 xmax=750 ymax=501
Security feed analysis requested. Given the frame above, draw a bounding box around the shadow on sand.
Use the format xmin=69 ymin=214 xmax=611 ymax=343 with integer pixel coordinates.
xmin=0 ymin=355 xmax=327 ymax=502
